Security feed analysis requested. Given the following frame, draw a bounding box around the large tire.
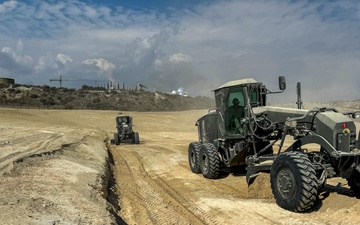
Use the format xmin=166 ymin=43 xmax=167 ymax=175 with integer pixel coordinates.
xmin=347 ymin=170 xmax=360 ymax=197
xmin=270 ymin=151 xmax=318 ymax=212
xmin=114 ymin=133 xmax=120 ymax=145
xmin=134 ymin=132 xmax=140 ymax=144
xmin=200 ymin=143 xmax=220 ymax=179
xmin=188 ymin=142 xmax=201 ymax=174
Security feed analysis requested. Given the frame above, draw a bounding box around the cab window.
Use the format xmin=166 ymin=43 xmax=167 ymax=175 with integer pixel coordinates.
xmin=215 ymin=92 xmax=223 ymax=108
xmin=227 ymin=87 xmax=245 ymax=108
xmin=226 ymin=87 xmax=245 ymax=136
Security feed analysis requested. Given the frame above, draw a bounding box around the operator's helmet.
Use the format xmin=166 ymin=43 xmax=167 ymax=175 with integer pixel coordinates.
xmin=232 ymin=98 xmax=240 ymax=105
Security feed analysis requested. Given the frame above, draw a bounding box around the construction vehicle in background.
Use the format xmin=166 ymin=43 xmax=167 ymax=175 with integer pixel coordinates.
xmin=113 ymin=114 xmax=140 ymax=145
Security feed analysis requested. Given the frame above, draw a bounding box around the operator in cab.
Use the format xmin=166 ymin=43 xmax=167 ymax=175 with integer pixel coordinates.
xmin=228 ymin=98 xmax=245 ymax=134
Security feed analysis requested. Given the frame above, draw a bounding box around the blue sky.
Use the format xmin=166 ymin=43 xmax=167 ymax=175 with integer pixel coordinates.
xmin=0 ymin=0 xmax=360 ymax=103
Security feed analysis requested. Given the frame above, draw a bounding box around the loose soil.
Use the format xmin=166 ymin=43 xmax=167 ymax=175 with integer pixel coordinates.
xmin=0 ymin=108 xmax=359 ymax=225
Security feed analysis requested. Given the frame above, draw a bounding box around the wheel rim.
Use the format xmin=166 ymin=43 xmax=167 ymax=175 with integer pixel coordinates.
xmin=202 ymin=153 xmax=209 ymax=173
xmin=190 ymin=149 xmax=196 ymax=167
xmin=276 ymin=168 xmax=296 ymax=199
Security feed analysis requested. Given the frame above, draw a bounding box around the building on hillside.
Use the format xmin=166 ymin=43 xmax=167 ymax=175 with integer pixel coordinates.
xmin=0 ymin=77 xmax=15 ymax=85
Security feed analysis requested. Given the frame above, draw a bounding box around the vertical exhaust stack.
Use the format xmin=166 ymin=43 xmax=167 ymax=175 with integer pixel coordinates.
xmin=296 ymin=82 xmax=303 ymax=109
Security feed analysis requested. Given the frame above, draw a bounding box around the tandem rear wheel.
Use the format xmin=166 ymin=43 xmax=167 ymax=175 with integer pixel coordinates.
xmin=199 ymin=143 xmax=220 ymax=179
xmin=188 ymin=142 xmax=221 ymax=179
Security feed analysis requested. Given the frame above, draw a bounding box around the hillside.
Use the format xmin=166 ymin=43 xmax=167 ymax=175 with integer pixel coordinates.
xmin=330 ymin=100 xmax=360 ymax=110
xmin=0 ymin=84 xmax=215 ymax=111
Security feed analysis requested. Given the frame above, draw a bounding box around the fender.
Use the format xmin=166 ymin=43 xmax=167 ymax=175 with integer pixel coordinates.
xmin=285 ymin=134 xmax=339 ymax=157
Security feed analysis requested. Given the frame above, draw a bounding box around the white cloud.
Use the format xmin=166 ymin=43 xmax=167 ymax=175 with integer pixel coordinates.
xmin=169 ymin=53 xmax=192 ymax=64
xmin=84 ymin=5 xmax=98 ymax=18
xmin=34 ymin=56 xmax=48 ymax=73
xmin=82 ymin=58 xmax=116 ymax=80
xmin=1 ymin=40 xmax=33 ymax=66
xmin=56 ymin=53 xmax=73 ymax=64
xmin=154 ymin=59 xmax=163 ymax=70
xmin=83 ymin=58 xmax=115 ymax=71
xmin=0 ymin=0 xmax=18 ymax=14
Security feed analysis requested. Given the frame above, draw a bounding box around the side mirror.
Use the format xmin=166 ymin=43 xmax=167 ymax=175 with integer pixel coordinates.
xmin=278 ymin=76 xmax=286 ymax=91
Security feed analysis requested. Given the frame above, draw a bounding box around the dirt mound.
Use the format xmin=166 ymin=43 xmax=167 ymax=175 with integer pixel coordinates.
xmin=247 ymin=173 xmax=274 ymax=199
xmin=0 ymin=116 xmax=117 ymax=224
xmin=0 ymin=84 xmax=214 ymax=111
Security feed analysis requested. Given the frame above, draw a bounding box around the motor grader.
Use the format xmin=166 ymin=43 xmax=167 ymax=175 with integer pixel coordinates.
xmin=188 ymin=76 xmax=360 ymax=212
xmin=113 ymin=114 xmax=140 ymax=145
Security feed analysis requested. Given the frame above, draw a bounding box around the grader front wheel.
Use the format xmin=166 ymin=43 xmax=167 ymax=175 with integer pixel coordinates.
xmin=270 ymin=151 xmax=318 ymax=212
xmin=114 ymin=133 xmax=120 ymax=145
xmin=133 ymin=132 xmax=140 ymax=144
xmin=347 ymin=170 xmax=360 ymax=197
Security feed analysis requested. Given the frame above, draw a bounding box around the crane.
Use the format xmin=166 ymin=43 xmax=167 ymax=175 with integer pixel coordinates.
xmin=49 ymin=75 xmax=108 ymax=88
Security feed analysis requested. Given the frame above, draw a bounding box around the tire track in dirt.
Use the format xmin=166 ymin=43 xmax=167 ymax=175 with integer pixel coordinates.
xmin=0 ymin=132 xmax=63 ymax=174
xmin=112 ymin=146 xmax=169 ymax=224
xmin=111 ymin=144 xmax=219 ymax=225
xmin=111 ymin=141 xmax=319 ymax=225
xmin=150 ymin=173 xmax=220 ymax=225
xmin=112 ymin=142 xmax=281 ymax=225
xmin=118 ymin=154 xmax=169 ymax=225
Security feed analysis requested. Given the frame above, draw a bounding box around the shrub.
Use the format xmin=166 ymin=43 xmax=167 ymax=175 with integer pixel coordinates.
xmin=93 ymin=98 xmax=101 ymax=103
xmin=43 ymin=100 xmax=56 ymax=106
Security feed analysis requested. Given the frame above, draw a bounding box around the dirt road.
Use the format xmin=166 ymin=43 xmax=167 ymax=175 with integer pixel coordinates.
xmin=1 ymin=108 xmax=359 ymax=224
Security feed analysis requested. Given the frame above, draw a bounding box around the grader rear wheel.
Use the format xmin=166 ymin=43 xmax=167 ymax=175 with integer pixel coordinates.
xmin=188 ymin=142 xmax=201 ymax=174
xmin=200 ymin=143 xmax=220 ymax=179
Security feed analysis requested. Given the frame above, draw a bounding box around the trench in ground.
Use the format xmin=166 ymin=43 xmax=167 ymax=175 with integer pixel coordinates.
xmin=2 ymin=139 xmax=127 ymax=225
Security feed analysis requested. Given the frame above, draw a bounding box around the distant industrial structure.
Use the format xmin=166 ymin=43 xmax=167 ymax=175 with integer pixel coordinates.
xmin=50 ymin=75 xmax=107 ymax=88
xmin=49 ymin=75 xmax=147 ymax=91
xmin=0 ymin=77 xmax=15 ymax=85
xmin=171 ymin=87 xmax=188 ymax=97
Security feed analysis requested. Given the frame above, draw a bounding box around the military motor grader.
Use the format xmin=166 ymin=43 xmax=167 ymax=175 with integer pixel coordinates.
xmin=188 ymin=77 xmax=360 ymax=212
xmin=113 ymin=114 xmax=140 ymax=145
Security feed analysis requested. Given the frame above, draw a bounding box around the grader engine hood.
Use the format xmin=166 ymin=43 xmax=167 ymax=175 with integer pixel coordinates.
xmin=253 ymin=106 xmax=311 ymax=124
xmin=253 ymin=106 xmax=358 ymax=152
xmin=315 ymin=112 xmax=357 ymax=152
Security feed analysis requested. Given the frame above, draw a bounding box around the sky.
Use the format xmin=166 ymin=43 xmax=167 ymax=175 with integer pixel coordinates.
xmin=1 ymin=0 xmax=360 ymax=103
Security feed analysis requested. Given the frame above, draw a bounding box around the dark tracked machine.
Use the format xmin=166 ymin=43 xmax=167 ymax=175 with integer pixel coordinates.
xmin=188 ymin=76 xmax=360 ymax=212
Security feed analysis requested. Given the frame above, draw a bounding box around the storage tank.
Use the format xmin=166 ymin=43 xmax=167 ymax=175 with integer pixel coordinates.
xmin=0 ymin=78 xmax=15 ymax=85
